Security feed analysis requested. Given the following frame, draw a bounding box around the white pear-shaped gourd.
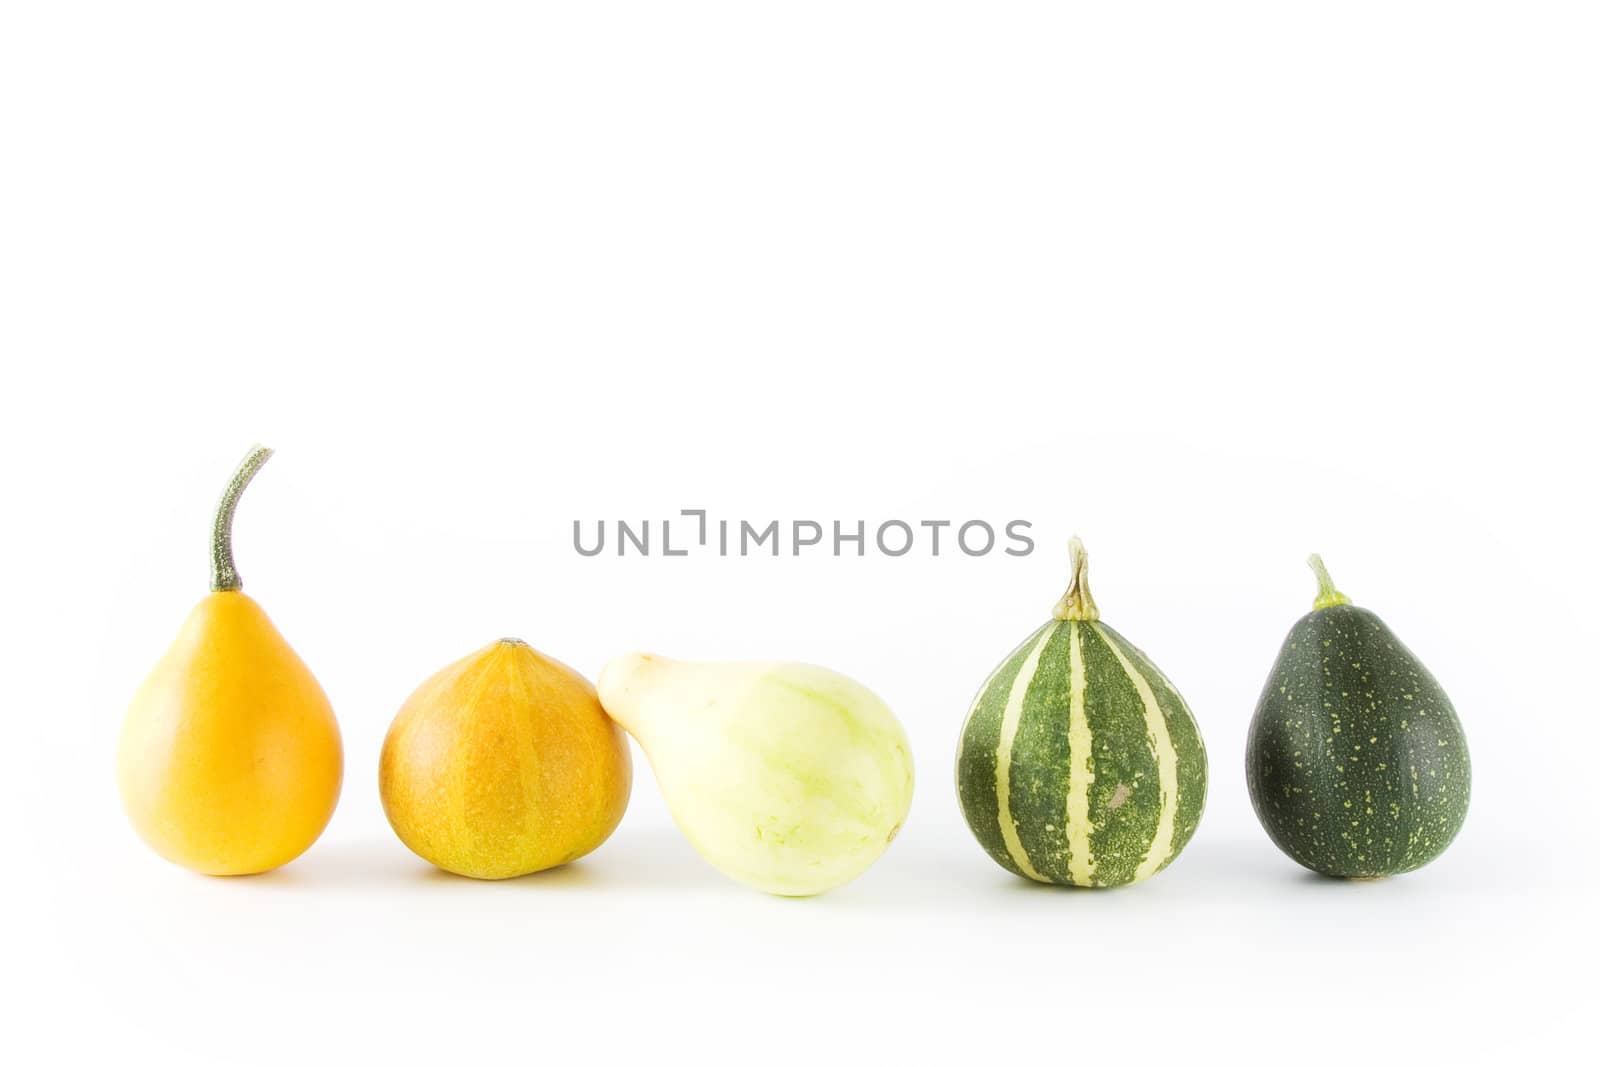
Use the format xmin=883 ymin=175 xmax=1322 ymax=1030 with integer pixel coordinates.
xmin=598 ymin=654 xmax=914 ymax=896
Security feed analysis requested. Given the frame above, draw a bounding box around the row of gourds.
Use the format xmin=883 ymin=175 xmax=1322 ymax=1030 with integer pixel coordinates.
xmin=118 ymin=447 xmax=1471 ymax=894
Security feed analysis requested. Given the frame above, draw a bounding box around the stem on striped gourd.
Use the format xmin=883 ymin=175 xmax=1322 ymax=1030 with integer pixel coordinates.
xmin=210 ymin=445 xmax=273 ymax=592
xmin=1052 ymin=536 xmax=1100 ymax=622
xmin=1308 ymin=553 xmax=1352 ymax=611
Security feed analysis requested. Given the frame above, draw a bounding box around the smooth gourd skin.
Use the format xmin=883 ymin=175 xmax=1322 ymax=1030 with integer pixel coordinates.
xmin=118 ymin=591 xmax=344 ymax=876
xmin=1246 ymin=604 xmax=1470 ymax=877
xmin=598 ymin=654 xmax=914 ymax=897
xmin=380 ymin=640 xmax=632 ymax=880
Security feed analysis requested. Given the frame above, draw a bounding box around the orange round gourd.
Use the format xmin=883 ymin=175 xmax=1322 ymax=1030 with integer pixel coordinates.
xmin=379 ymin=639 xmax=632 ymax=879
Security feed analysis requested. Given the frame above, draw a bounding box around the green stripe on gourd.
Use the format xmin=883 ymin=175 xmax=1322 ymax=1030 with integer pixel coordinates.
xmin=1245 ymin=556 xmax=1470 ymax=878
xmin=956 ymin=539 xmax=1207 ymax=887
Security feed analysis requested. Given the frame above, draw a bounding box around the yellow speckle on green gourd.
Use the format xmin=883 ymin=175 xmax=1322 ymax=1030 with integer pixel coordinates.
xmin=1246 ymin=555 xmax=1471 ymax=878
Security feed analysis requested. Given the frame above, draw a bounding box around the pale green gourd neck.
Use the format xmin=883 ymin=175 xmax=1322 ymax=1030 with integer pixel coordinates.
xmin=1051 ymin=536 xmax=1100 ymax=622
xmin=1308 ymin=553 xmax=1352 ymax=610
xmin=211 ymin=445 xmax=273 ymax=592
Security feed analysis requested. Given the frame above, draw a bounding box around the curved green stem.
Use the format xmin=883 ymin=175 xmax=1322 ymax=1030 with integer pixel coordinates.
xmin=211 ymin=445 xmax=273 ymax=592
xmin=1308 ymin=553 xmax=1351 ymax=610
xmin=1051 ymin=536 xmax=1100 ymax=621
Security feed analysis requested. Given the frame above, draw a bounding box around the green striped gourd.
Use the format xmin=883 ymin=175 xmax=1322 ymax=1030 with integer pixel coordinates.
xmin=956 ymin=539 xmax=1207 ymax=887
xmin=1245 ymin=556 xmax=1470 ymax=878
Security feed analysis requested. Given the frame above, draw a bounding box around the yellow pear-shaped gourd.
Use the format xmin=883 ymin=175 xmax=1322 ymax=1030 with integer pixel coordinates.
xmin=118 ymin=446 xmax=344 ymax=875
xmin=379 ymin=639 xmax=632 ymax=879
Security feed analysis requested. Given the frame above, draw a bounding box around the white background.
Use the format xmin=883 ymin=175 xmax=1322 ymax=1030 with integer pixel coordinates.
xmin=3 ymin=2 xmax=1596 ymax=1063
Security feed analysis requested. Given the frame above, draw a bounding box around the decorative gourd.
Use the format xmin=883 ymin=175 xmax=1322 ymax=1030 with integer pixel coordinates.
xmin=118 ymin=446 xmax=344 ymax=875
xmin=957 ymin=539 xmax=1207 ymax=887
xmin=597 ymin=654 xmax=913 ymax=897
xmin=380 ymin=638 xmax=632 ymax=879
xmin=1245 ymin=556 xmax=1470 ymax=878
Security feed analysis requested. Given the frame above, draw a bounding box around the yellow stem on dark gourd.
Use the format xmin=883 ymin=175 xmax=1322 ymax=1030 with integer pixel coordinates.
xmin=210 ymin=445 xmax=273 ymax=592
xmin=1052 ymin=536 xmax=1100 ymax=622
xmin=1308 ymin=553 xmax=1352 ymax=610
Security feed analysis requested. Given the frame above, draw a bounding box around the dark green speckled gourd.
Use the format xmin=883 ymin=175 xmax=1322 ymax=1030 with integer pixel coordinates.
xmin=1245 ymin=556 xmax=1470 ymax=878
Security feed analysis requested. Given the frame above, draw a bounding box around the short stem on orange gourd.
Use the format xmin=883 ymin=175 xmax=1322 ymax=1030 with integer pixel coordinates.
xmin=210 ymin=445 xmax=273 ymax=592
